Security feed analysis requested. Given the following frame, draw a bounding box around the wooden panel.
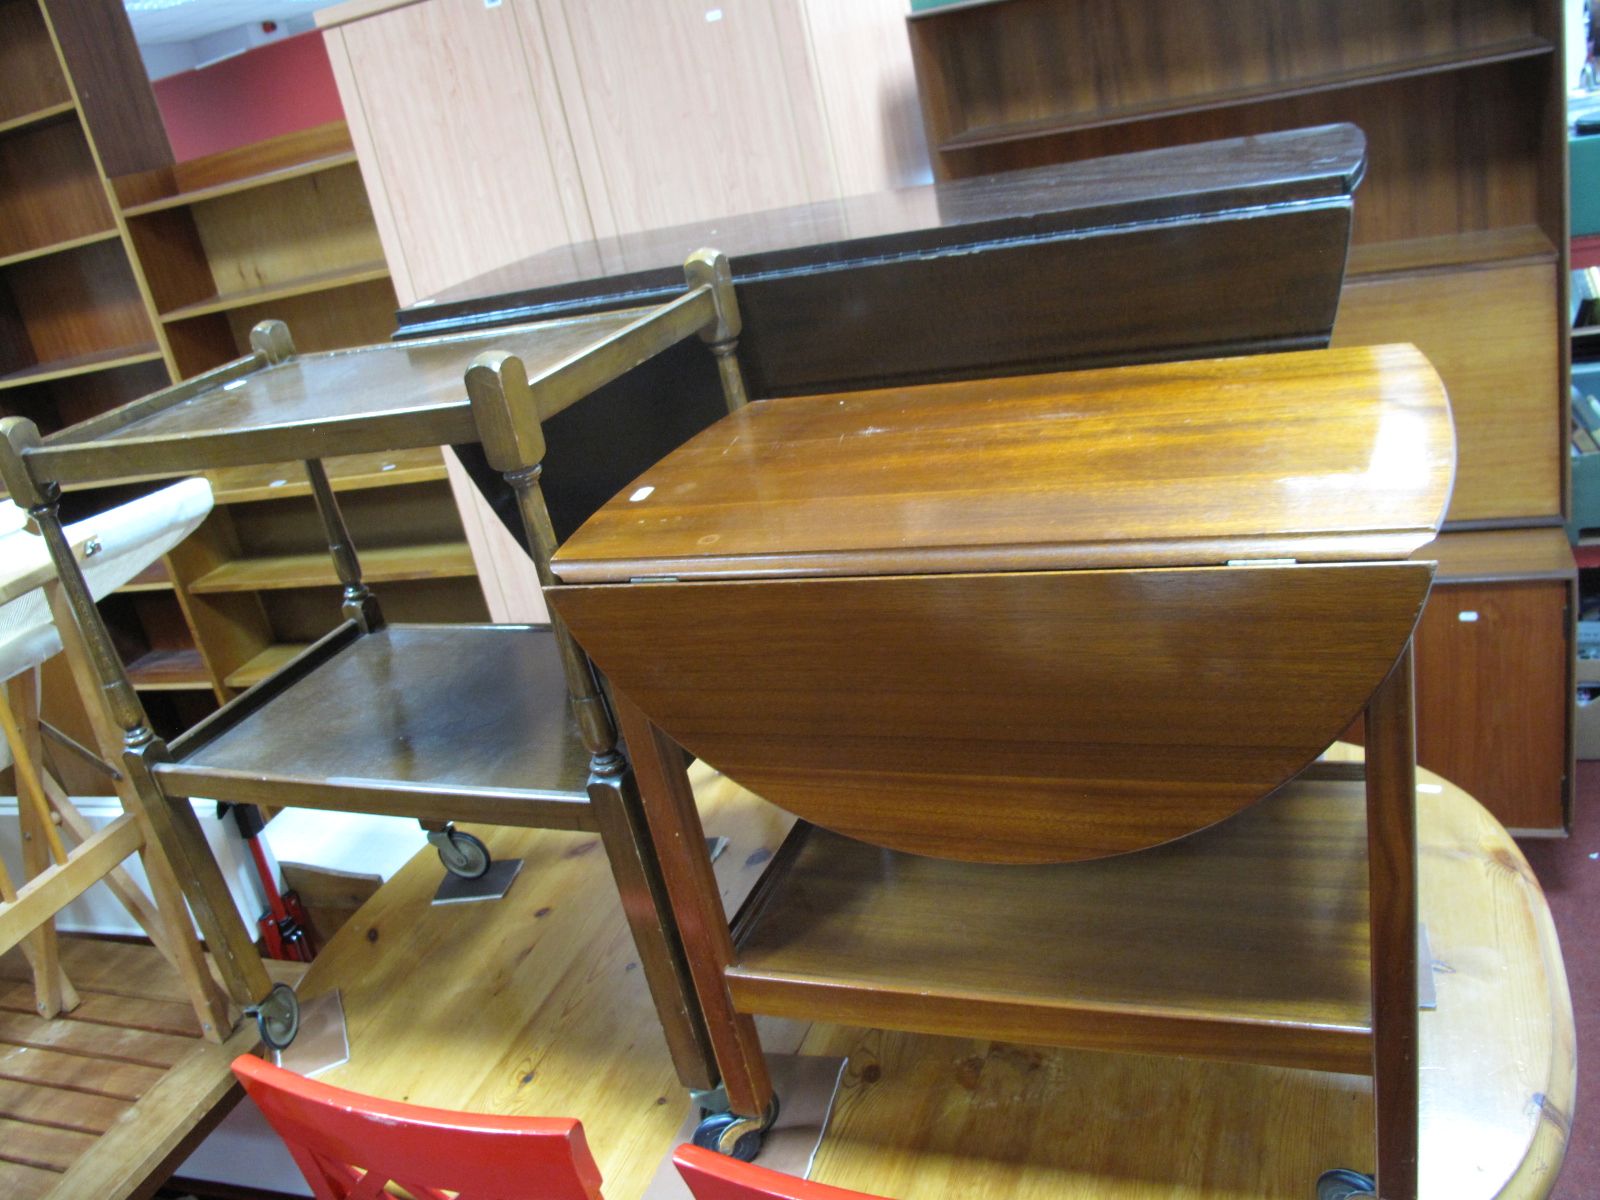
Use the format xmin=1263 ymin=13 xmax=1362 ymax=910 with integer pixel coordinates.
xmin=185 ymin=163 xmax=384 ymax=298
xmin=946 ymin=64 xmax=1547 ymax=248
xmin=798 ymin=0 xmax=930 ymax=194
xmin=0 ymin=118 xmax=114 ymax=260
xmin=263 ymin=578 xmax=487 ymax=643
xmin=909 ymin=0 xmax=1538 ymax=152
xmin=0 ymin=240 xmax=153 ymax=368
xmin=1333 ymin=260 xmax=1561 ymax=524
xmin=223 ymin=480 xmax=466 ymax=558
xmin=1425 ymin=526 xmax=1575 ymax=584
xmin=1412 ymin=579 xmax=1570 ymax=831
xmin=0 ymin=0 xmax=71 ymax=125
xmin=332 ymin=0 xmax=586 ymax=302
xmin=121 ymin=208 xmax=218 ymax=317
xmin=553 ymin=563 xmax=1434 ymax=863
xmin=162 ymin=508 xmax=272 ymax=699
xmin=40 ymin=0 xmax=172 ymax=178
xmin=533 ymin=0 xmax=833 ymax=236
xmin=321 ymin=29 xmax=416 ymax=307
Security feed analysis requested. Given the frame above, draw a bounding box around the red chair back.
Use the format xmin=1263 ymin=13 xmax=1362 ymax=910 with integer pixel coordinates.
xmin=673 ymin=1144 xmax=887 ymax=1200
xmin=232 ymin=1054 xmax=604 ymax=1200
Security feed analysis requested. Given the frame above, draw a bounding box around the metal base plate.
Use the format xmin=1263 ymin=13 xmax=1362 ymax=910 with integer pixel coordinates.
xmin=432 ymin=856 xmax=524 ymax=905
xmin=273 ymin=989 xmax=349 ymax=1077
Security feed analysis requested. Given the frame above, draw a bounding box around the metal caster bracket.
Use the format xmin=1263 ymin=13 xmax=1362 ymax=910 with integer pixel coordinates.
xmin=427 ymin=825 xmax=491 ymax=879
xmin=245 ymin=981 xmax=300 ymax=1051
xmin=1316 ymin=1168 xmax=1376 ymax=1200
xmin=692 ymin=1096 xmax=780 ymax=1162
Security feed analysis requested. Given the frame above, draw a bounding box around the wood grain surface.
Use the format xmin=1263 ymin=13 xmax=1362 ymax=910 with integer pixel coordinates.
xmin=283 ymin=755 xmax=1570 ymax=1200
xmin=555 ymin=563 xmax=1433 ymax=862
xmin=1332 ymin=260 xmax=1559 ymax=524
xmin=727 ymin=775 xmax=1376 ymax=1074
xmin=0 ymin=938 xmax=305 ymax=1200
xmin=551 ymin=345 xmax=1454 ymax=582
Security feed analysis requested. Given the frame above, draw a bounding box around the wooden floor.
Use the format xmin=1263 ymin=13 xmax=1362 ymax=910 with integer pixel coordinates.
xmin=0 ymin=938 xmax=302 ymax=1200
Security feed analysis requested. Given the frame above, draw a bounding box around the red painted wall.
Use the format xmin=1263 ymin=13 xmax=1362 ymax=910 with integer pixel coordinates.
xmin=152 ymin=31 xmax=345 ymax=162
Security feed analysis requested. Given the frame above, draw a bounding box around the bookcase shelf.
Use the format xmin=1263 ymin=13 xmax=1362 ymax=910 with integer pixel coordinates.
xmin=0 ymin=344 xmax=163 ymax=391
xmin=0 ymin=98 xmax=74 ymax=137
xmin=188 ymin=541 xmax=477 ymax=594
xmin=934 ymin=36 xmax=1552 ymax=152
xmin=0 ymin=226 xmax=120 ymax=271
xmin=157 ymin=260 xmax=390 ymax=323
xmin=119 ymin=148 xmax=360 ymax=216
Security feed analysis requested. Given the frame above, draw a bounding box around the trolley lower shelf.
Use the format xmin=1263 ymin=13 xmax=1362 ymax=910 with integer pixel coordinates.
xmin=730 ymin=774 xmax=1375 ymax=1076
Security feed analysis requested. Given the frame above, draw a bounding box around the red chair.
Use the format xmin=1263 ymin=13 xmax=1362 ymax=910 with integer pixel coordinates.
xmin=231 ymin=1054 xmax=604 ymax=1200
xmin=673 ymin=1144 xmax=887 ymax=1200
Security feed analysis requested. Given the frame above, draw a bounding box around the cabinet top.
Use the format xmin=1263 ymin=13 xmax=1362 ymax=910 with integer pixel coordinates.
xmin=552 ymin=343 xmax=1455 ymax=584
xmin=402 ymin=124 xmax=1365 ymax=332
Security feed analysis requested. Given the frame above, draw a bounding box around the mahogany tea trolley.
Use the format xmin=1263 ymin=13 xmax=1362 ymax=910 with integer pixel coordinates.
xmin=0 ymin=253 xmax=748 ymax=1114
xmin=538 ymin=344 xmax=1457 ymax=1199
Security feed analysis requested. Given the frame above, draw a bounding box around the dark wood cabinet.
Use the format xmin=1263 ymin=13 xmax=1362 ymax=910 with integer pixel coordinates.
xmin=1412 ymin=530 xmax=1574 ymax=833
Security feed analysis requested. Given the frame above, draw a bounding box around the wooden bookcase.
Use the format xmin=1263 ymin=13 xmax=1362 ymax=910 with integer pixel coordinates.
xmin=0 ymin=0 xmax=484 ymax=754
xmin=109 ymin=121 xmax=485 ymax=707
xmin=908 ymin=0 xmax=1575 ymax=831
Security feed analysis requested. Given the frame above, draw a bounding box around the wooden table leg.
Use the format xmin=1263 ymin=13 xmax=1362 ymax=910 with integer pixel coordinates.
xmin=613 ymin=689 xmax=774 ymax=1118
xmin=1365 ymin=642 xmax=1420 ymax=1200
xmin=589 ymin=752 xmax=720 ymax=1092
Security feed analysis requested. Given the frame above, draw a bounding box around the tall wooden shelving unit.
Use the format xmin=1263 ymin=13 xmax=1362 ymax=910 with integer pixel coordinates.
xmin=908 ymin=0 xmax=1576 ymax=832
xmin=111 ymin=121 xmax=485 ymax=703
xmin=0 ymin=0 xmax=206 ymax=746
xmin=0 ymin=0 xmax=484 ymax=750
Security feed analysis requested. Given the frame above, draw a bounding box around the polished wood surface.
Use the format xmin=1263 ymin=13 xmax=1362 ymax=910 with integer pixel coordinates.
xmin=727 ymin=776 xmax=1376 ymax=1074
xmin=280 ymin=758 xmax=1570 ymax=1200
xmin=549 ymin=348 xmax=1451 ymax=863
xmin=1332 ymin=260 xmax=1560 ymax=524
xmin=32 ymin=308 xmax=647 ymax=480
xmin=154 ymin=625 xmax=593 ymax=819
xmin=553 ymin=345 xmax=1453 ymax=582
xmin=1426 ymin=526 xmax=1577 ymax=584
xmin=413 ymin=123 xmax=1361 ymax=320
xmin=1413 ymin=578 xmax=1571 ymax=832
xmin=563 ymin=564 xmax=1432 ymax=863
xmin=1363 ymin=650 xmax=1420 ymax=1197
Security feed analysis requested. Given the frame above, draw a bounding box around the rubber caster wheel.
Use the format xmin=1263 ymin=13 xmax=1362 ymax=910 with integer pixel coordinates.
xmin=433 ymin=828 xmax=491 ymax=879
xmin=247 ymin=982 xmax=300 ymax=1051
xmin=1316 ymin=1169 xmax=1376 ymax=1200
xmin=692 ymin=1098 xmax=779 ymax=1162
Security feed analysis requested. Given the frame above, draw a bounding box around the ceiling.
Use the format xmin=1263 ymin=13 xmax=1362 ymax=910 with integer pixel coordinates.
xmin=123 ymin=0 xmax=325 ymax=47
xmin=123 ymin=0 xmax=328 ymax=79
